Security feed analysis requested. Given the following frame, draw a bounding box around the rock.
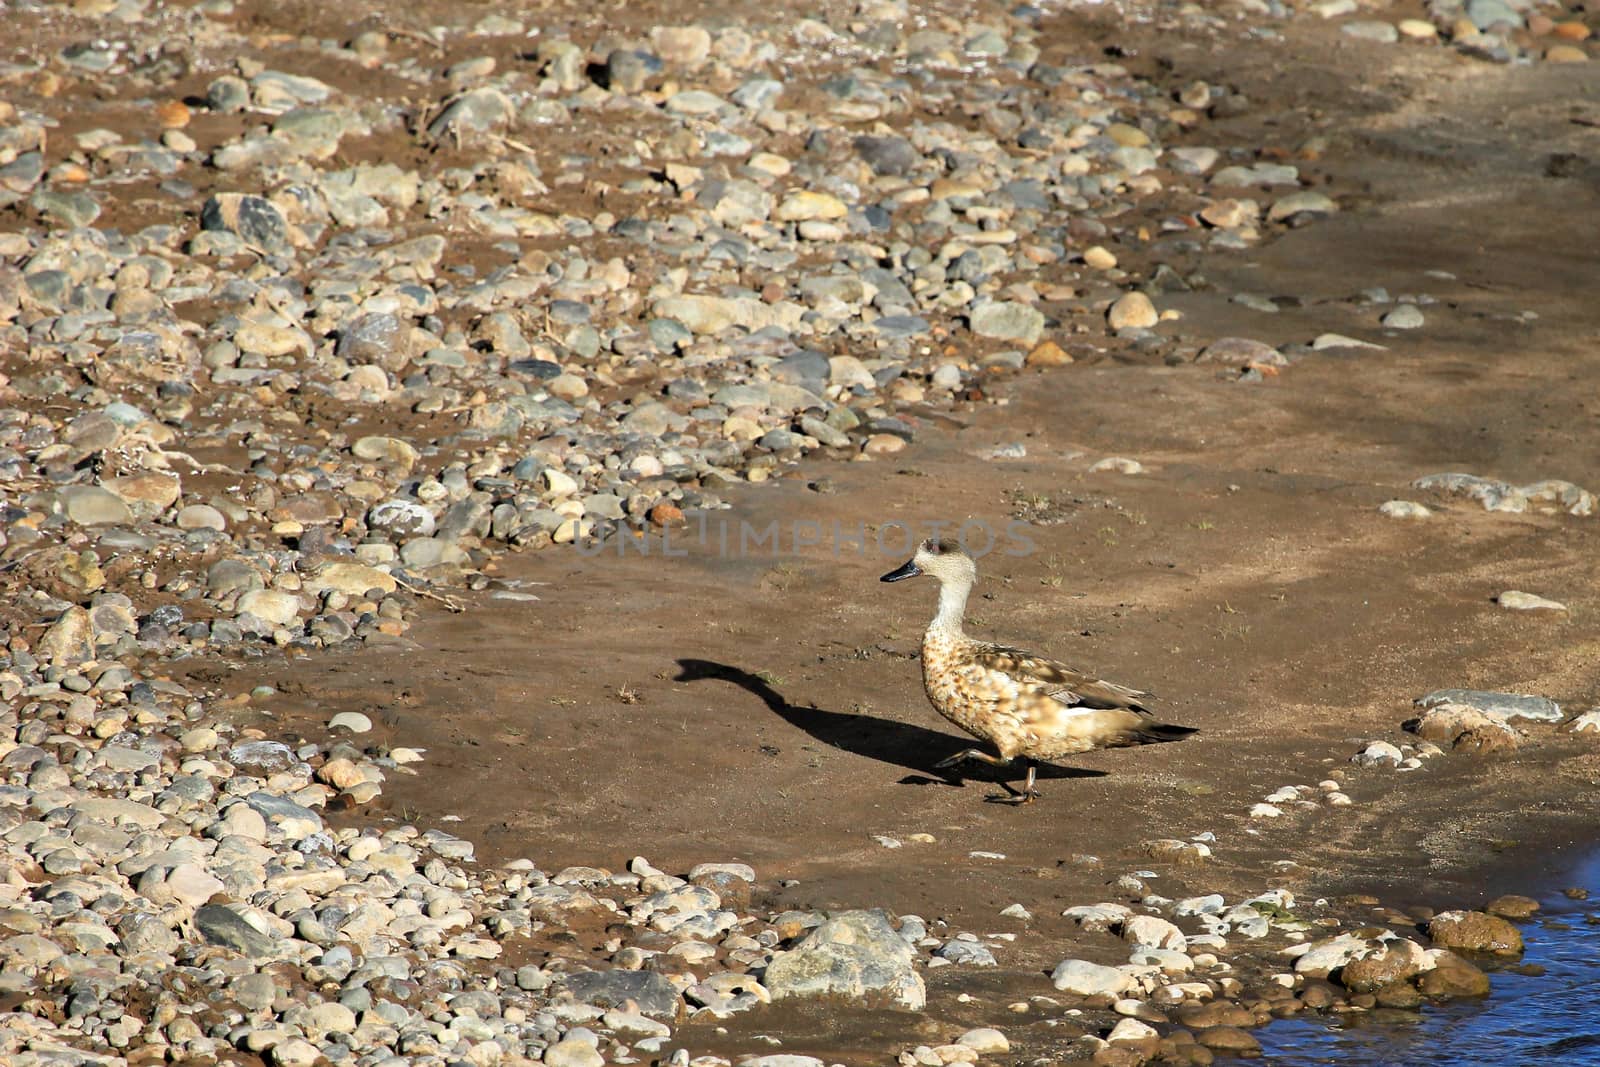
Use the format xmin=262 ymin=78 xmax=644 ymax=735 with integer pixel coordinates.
xmin=1312 ymin=333 xmax=1386 ymax=351
xmin=1294 ymin=934 xmax=1375 ymax=977
xmin=271 ymin=1039 xmax=321 ymax=1067
xmin=38 ymin=607 xmax=95 ymax=666
xmin=1026 ymin=340 xmax=1073 ymax=366
xmin=1466 ymin=0 xmax=1523 ymax=30
xmin=1496 ymin=590 xmax=1566 ymax=611
xmin=764 ymin=910 xmax=926 ymax=1010
xmin=328 ymin=711 xmax=373 ymax=733
xmin=427 ymin=88 xmax=513 ymax=141
xmin=651 ymin=25 xmax=711 ymax=65
xmin=177 ymin=504 xmax=227 ymax=531
xmin=936 ymin=939 xmax=997 ymax=966
xmin=1197 ymin=337 xmax=1284 ymax=366
xmin=1122 ymin=915 xmax=1186 ymax=950
xmin=1567 ymin=709 xmax=1600 ymax=734
xmin=57 ymin=485 xmax=133 ymax=526
xmin=774 ymin=190 xmax=847 ymax=221
xmin=193 ymin=904 xmax=278 ymax=957
xmin=352 ymin=435 xmax=419 ymax=470
xmin=1485 ymin=895 xmax=1540 ymax=920
xmin=1417 ymin=950 xmax=1491 ymax=997
xmin=1338 ymin=938 xmax=1428 ymax=992
xmin=854 ymin=135 xmax=921 ymax=176
xmin=1412 ymin=472 xmax=1526 ymax=513
xmin=1090 ymin=457 xmax=1144 ymax=475
xmin=652 ymin=294 xmax=802 ymax=335
xmin=545 ymin=1038 xmax=605 ymax=1067
xmin=163 ymin=863 xmax=226 ymax=907
xmin=337 ymin=312 xmax=415 ymax=372
xmin=1268 ymin=191 xmax=1339 ymax=221
xmin=1416 ymin=689 xmax=1561 ymax=723
xmin=304 ymin=561 xmax=397 ymax=597
xmin=1107 ymin=291 xmax=1158 ymax=330
xmin=970 ymin=302 xmax=1045 ymax=345
xmin=1051 ymin=959 xmax=1133 ymax=996
xmin=1379 ymin=500 xmax=1431 ymax=519
xmin=1381 ymin=304 xmax=1425 ymax=329
xmin=1428 ymin=911 xmax=1523 ymax=955
xmin=1353 ymin=741 xmax=1403 ymax=766
xmin=1195 ymin=1027 xmax=1261 ymax=1054
xmin=1409 ymin=701 xmax=1520 ymax=753
xmin=201 ymin=194 xmax=292 ymax=255
xmin=236 ymin=589 xmax=302 ymax=627
xmin=560 ymin=970 xmax=680 ymax=1017
xmin=957 ymin=1028 xmax=1009 ymax=1054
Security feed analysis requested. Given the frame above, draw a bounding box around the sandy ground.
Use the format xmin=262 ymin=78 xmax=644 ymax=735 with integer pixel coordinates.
xmin=136 ymin=15 xmax=1600 ymax=1059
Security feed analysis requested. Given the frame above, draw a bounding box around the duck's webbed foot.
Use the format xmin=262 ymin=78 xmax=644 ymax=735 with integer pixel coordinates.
xmin=990 ymin=761 xmax=1041 ymax=805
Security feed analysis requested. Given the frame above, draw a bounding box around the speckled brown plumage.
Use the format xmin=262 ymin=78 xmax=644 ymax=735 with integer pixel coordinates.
xmin=881 ymin=539 xmax=1195 ymax=802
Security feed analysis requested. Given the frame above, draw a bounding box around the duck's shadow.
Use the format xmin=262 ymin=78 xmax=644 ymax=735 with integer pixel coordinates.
xmin=673 ymin=658 xmax=1104 ymax=790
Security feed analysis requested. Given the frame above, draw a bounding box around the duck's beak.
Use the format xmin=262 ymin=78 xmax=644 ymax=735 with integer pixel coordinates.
xmin=880 ymin=559 xmax=921 ymax=583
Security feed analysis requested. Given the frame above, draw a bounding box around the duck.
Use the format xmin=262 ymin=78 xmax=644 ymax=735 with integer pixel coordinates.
xmin=881 ymin=538 xmax=1195 ymax=803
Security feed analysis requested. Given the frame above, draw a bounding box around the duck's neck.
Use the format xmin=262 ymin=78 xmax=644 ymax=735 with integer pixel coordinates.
xmin=929 ymin=578 xmax=970 ymax=637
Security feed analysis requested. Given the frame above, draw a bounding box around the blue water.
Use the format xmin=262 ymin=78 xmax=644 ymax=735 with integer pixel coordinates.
xmin=1258 ymin=855 xmax=1600 ymax=1066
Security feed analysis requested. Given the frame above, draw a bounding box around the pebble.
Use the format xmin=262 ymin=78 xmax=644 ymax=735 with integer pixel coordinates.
xmin=1379 ymin=500 xmax=1431 ymax=519
xmin=1496 ymin=590 xmax=1566 ymax=611
xmin=1381 ymin=304 xmax=1426 ymax=329
xmin=1107 ymin=291 xmax=1159 ymax=331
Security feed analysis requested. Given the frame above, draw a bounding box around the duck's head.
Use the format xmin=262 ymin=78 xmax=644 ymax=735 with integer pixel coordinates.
xmin=880 ymin=538 xmax=977 ymax=587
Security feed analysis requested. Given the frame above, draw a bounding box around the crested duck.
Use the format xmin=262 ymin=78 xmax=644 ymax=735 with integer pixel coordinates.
xmin=881 ymin=539 xmax=1195 ymax=803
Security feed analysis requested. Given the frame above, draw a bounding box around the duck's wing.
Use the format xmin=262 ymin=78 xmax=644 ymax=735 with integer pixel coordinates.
xmin=971 ymin=642 xmax=1152 ymax=714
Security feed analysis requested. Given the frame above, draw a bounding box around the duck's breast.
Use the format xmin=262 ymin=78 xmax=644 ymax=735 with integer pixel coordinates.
xmin=921 ymin=633 xmax=1025 ymax=746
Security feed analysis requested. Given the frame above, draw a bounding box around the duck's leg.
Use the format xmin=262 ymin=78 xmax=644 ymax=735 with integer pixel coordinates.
xmin=1015 ymin=761 xmax=1041 ymax=804
xmin=934 ymin=748 xmax=1013 ymax=771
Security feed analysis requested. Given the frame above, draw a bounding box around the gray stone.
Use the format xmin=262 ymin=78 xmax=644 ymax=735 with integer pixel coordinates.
xmin=193 ymin=904 xmax=278 ymax=957
xmin=970 ymin=302 xmax=1045 ymax=345
xmin=544 ymin=1038 xmax=604 ymax=1067
xmin=231 ymin=972 xmax=278 ymax=1012
xmin=200 ymin=194 xmax=292 ymax=256
xmin=1050 ymin=958 xmax=1133 ymax=996
xmin=427 ymin=89 xmax=514 ymax=141
xmin=1382 ymin=304 xmax=1425 ymax=329
xmin=1341 ymin=20 xmax=1399 ymax=42
xmin=1466 ymin=0 xmax=1523 ymax=29
xmin=603 ymin=50 xmax=661 ymax=93
xmin=1417 ymin=689 xmax=1561 ymax=723
xmin=244 ymin=791 xmax=324 ymax=835
xmin=236 ymin=589 xmax=301 ymax=627
xmin=1413 ymin=473 xmax=1527 ymax=513
xmin=337 ymin=312 xmax=414 ymax=372
xmin=560 ymin=970 xmax=679 ymax=1018
xmin=764 ymin=910 xmax=925 ymax=1010
xmin=116 ymin=912 xmax=179 ymax=955
xmin=57 ymin=485 xmax=133 ymax=526
xmin=31 ymin=189 xmax=101 ymax=228
xmin=854 ymin=135 xmax=921 ymax=176
xmin=936 ymin=939 xmax=997 ymax=966
xmin=368 ymin=499 xmax=436 ymax=537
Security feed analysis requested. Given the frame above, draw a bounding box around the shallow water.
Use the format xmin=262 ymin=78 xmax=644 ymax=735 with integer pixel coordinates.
xmin=1259 ymin=854 xmax=1600 ymax=1066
